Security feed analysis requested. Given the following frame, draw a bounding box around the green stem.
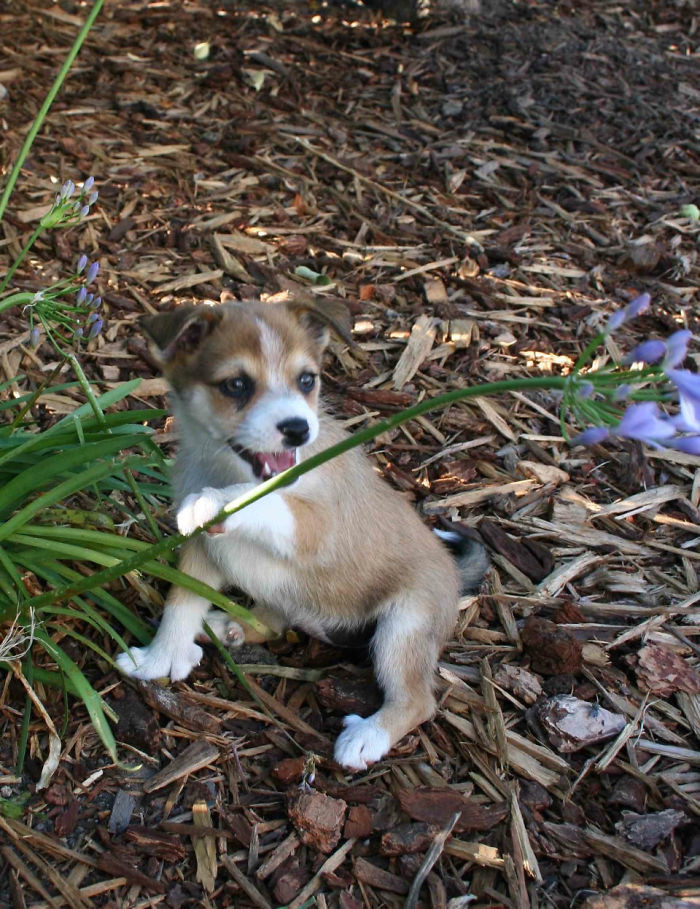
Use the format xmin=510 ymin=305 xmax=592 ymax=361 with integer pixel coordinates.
xmin=0 ymin=0 xmax=104 ymax=226
xmin=0 ymin=292 xmax=34 ymax=314
xmin=22 ymin=375 xmax=569 ymax=613
xmin=0 ymin=224 xmax=43 ymax=295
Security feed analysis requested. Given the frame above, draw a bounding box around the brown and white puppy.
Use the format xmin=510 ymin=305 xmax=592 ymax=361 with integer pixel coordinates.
xmin=116 ymin=300 xmax=488 ymax=770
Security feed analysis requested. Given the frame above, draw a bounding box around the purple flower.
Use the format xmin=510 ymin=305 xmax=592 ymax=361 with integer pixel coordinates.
xmin=572 ymin=426 xmax=610 ymax=446
xmin=616 ymin=402 xmax=675 ymax=445
xmin=604 ymin=310 xmax=627 ymax=334
xmin=663 ymin=330 xmax=692 ymax=369
xmin=83 ymin=176 xmax=95 ymax=192
xmin=604 ymin=293 xmax=651 ymax=335
xmin=80 ymin=205 xmax=90 ymax=219
xmin=90 ymin=295 xmax=102 ymax=310
xmin=29 ymin=326 xmax=41 ymax=347
xmin=76 ymin=287 xmax=87 ymax=305
xmin=666 ymin=369 xmax=700 ymax=430
xmin=76 ymin=254 xmax=88 ymax=274
xmin=613 ymin=383 xmax=632 ymax=401
xmin=624 ymin=339 xmax=666 ymax=365
xmin=624 ymin=293 xmax=651 ymax=321
xmin=60 ymin=179 xmax=75 ymax=200
xmin=578 ymin=382 xmax=594 ymax=398
xmin=85 ymin=261 xmax=99 ymax=284
xmin=88 ymin=191 xmax=99 ymax=206
xmin=669 ymin=436 xmax=700 ymax=455
xmin=87 ymin=318 xmax=103 ymax=339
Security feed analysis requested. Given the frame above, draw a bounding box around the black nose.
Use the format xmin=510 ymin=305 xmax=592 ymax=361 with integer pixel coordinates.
xmin=277 ymin=417 xmax=310 ymax=447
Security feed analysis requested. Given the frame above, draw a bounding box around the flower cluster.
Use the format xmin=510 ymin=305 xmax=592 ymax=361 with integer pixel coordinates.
xmin=40 ymin=177 xmax=99 ymax=230
xmin=26 ymin=256 xmax=104 ymax=351
xmin=569 ymin=294 xmax=699 ymax=455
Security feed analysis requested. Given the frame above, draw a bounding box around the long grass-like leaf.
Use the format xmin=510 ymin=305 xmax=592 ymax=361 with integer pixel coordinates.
xmin=31 ymin=625 xmax=117 ymax=760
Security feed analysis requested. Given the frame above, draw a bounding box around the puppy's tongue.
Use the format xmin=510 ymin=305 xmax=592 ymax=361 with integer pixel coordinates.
xmin=253 ymin=450 xmax=296 ymax=478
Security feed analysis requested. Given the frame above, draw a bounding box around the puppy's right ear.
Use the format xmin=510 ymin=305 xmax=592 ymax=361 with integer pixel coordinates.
xmin=140 ymin=304 xmax=222 ymax=365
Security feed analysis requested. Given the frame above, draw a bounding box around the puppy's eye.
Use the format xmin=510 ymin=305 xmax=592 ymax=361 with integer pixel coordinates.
xmin=298 ymin=371 xmax=316 ymax=393
xmin=219 ymin=375 xmax=254 ymax=400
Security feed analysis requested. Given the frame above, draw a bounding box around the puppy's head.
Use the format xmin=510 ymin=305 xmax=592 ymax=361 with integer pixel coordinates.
xmin=142 ymin=299 xmax=351 ymax=481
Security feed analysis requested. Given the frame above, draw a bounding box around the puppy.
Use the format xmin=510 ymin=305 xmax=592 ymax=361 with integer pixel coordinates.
xmin=116 ymin=299 xmax=488 ymax=770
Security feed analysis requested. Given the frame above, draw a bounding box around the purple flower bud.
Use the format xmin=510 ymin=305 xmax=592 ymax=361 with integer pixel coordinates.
xmin=90 ymin=295 xmax=102 ymax=310
xmin=75 ymin=326 xmax=84 ymax=338
xmin=616 ymin=402 xmax=675 ymax=445
xmin=666 ymin=369 xmax=700 ymax=431
xmin=87 ymin=311 xmax=99 ymax=324
xmin=663 ymin=330 xmax=692 ymax=370
xmin=623 ymin=339 xmax=666 ymax=365
xmin=72 ymin=201 xmax=81 ymax=213
xmin=613 ymin=384 xmax=632 ymax=401
xmin=88 ymin=191 xmax=99 ymax=206
xmin=578 ymin=382 xmax=594 ymax=399
xmin=60 ymin=179 xmax=75 ymax=199
xmin=29 ymin=326 xmax=41 ymax=347
xmin=85 ymin=261 xmax=99 ymax=284
xmin=80 ymin=205 xmax=90 ymax=219
xmin=623 ymin=293 xmax=651 ymax=321
xmin=572 ymin=426 xmax=610 ymax=446
xmin=604 ymin=310 xmax=626 ymax=334
xmin=76 ymin=287 xmax=87 ymax=305
xmin=85 ymin=293 xmax=94 ymax=306
xmin=87 ymin=318 xmax=103 ymax=339
xmin=83 ymin=176 xmax=95 ymax=192
xmin=77 ymin=254 xmax=88 ymax=274
xmin=670 ymin=436 xmax=700 ymax=455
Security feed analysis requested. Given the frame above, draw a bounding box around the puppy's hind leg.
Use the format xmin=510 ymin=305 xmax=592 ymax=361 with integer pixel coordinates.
xmin=116 ymin=539 xmax=223 ymax=681
xmin=333 ymin=598 xmax=449 ymax=771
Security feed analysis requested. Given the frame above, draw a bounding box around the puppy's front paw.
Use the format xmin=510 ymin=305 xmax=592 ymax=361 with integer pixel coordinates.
xmin=334 ymin=714 xmax=391 ymax=771
xmin=177 ymin=489 xmax=226 ymax=535
xmin=201 ymin=610 xmax=246 ymax=649
xmin=115 ymin=641 xmax=203 ymax=682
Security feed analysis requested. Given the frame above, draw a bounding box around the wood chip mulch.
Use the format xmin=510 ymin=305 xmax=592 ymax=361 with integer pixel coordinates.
xmin=1 ymin=0 xmax=698 ymax=906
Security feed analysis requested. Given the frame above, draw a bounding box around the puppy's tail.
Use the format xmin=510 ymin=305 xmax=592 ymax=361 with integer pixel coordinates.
xmin=434 ymin=527 xmax=490 ymax=594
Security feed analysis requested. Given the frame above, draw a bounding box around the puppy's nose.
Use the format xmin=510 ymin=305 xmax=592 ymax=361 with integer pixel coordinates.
xmin=277 ymin=417 xmax=310 ymax=447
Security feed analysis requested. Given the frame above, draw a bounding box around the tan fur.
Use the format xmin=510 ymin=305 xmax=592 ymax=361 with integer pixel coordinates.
xmin=119 ymin=300 xmax=481 ymax=770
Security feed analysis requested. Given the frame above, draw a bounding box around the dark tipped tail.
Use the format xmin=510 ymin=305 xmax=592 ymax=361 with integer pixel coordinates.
xmin=434 ymin=527 xmax=490 ymax=594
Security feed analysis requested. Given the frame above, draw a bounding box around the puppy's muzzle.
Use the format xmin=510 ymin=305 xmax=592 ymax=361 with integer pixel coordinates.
xmin=277 ymin=417 xmax=310 ymax=448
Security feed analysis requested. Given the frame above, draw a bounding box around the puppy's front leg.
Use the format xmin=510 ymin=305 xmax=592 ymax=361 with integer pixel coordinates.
xmin=334 ymin=600 xmax=443 ymax=771
xmin=116 ymin=538 xmax=224 ymax=681
xmin=180 ymin=484 xmax=297 ymax=557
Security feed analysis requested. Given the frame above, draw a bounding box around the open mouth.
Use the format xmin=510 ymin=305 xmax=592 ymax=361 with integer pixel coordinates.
xmin=231 ymin=444 xmax=298 ymax=480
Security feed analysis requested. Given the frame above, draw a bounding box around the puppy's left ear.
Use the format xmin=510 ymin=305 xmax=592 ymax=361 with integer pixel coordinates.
xmin=141 ymin=304 xmax=223 ymax=365
xmin=288 ymin=298 xmax=355 ymax=349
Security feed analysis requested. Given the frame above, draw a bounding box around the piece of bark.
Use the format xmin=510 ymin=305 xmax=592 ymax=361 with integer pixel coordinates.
xmin=97 ymin=853 xmax=167 ymax=892
xmin=344 ymin=805 xmax=372 ymax=839
xmin=142 ymin=740 xmax=219 ymax=793
xmin=609 ymin=777 xmax=647 ymax=812
xmin=271 ymin=757 xmax=306 ymax=786
xmin=108 ymin=789 xmax=137 ymax=835
xmin=480 ymin=519 xmax=551 ymax=582
xmin=354 ymin=857 xmax=409 ymax=894
xmin=616 ymin=810 xmax=687 ymax=851
xmin=136 ymin=680 xmax=219 ymax=733
xmin=493 ymin=663 xmax=543 ymax=705
xmin=287 ymin=789 xmax=347 ymax=854
xmin=537 ymin=695 xmax=626 ymax=753
xmin=635 ymin=644 xmax=700 ymax=697
xmin=316 ymin=677 xmax=382 ymax=715
xmin=381 ymin=823 xmax=437 ymax=855
xmin=271 ymin=858 xmax=309 ymax=905
xmin=582 ymin=882 xmax=692 ymax=908
xmin=124 ymin=827 xmax=187 ymax=862
xmin=398 ymin=788 xmax=508 ymax=832
xmin=113 ymin=687 xmax=161 ymax=751
xmin=522 ymin=616 xmax=583 ymax=676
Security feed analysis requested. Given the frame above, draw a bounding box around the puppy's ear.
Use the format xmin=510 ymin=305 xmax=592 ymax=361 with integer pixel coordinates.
xmin=287 ymin=298 xmax=355 ymax=349
xmin=140 ymin=304 xmax=223 ymax=364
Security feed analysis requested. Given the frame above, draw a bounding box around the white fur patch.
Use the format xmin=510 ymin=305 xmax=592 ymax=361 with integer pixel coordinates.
xmin=236 ymin=391 xmax=319 ymax=454
xmin=257 ymin=318 xmax=286 ymax=387
xmin=223 ymin=490 xmax=296 ymax=556
xmin=334 ymin=714 xmax=391 ymax=771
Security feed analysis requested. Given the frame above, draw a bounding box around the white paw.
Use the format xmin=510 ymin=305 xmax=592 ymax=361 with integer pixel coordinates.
xmin=201 ymin=611 xmax=246 ymax=649
xmin=334 ymin=714 xmax=391 ymax=771
xmin=177 ymin=488 xmax=226 ymax=535
xmin=115 ymin=641 xmax=203 ymax=681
